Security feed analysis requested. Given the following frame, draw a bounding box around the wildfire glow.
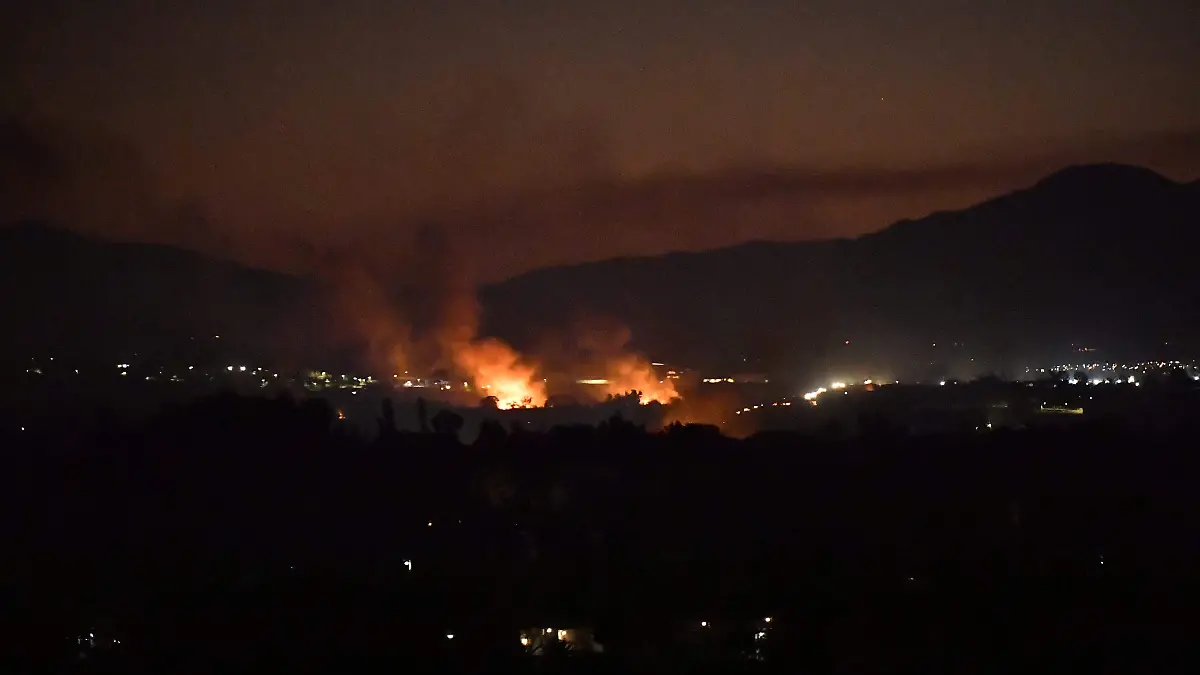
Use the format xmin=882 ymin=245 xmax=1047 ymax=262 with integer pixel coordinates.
xmin=602 ymin=355 xmax=679 ymax=405
xmin=453 ymin=338 xmax=547 ymax=409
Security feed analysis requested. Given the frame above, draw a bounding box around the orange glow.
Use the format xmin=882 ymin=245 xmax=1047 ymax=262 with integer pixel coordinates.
xmin=602 ymin=354 xmax=679 ymax=405
xmin=453 ymin=337 xmax=547 ymax=409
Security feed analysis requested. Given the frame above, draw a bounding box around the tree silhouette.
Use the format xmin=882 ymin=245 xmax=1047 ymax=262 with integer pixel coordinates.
xmin=416 ymin=397 xmax=429 ymax=433
xmin=431 ymin=409 xmax=464 ymax=437
xmin=377 ymin=398 xmax=397 ymax=439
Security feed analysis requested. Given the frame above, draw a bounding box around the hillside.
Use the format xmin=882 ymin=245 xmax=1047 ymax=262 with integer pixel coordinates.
xmin=481 ymin=164 xmax=1200 ymax=375
xmin=3 ymin=164 xmax=1196 ymax=378
xmin=0 ymin=222 xmax=319 ymax=364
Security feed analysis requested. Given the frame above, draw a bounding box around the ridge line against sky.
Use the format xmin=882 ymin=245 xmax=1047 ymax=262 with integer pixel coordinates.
xmin=2 ymin=0 xmax=1198 ymax=281
xmin=4 ymin=116 xmax=1197 ymax=283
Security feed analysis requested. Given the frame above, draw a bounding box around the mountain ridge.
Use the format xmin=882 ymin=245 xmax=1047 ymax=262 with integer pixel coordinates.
xmin=3 ymin=163 xmax=1197 ymax=378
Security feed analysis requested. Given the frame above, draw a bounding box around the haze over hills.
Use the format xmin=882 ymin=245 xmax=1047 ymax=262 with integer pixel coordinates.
xmin=481 ymin=164 xmax=1200 ymax=376
xmin=3 ymin=164 xmax=1197 ymax=380
xmin=0 ymin=222 xmax=320 ymax=366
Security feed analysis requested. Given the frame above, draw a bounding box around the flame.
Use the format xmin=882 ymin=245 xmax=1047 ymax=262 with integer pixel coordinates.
xmin=602 ymin=354 xmax=679 ymax=405
xmin=453 ymin=337 xmax=547 ymax=409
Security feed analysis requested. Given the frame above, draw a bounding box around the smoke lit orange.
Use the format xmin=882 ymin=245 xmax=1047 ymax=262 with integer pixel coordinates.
xmin=602 ymin=354 xmax=679 ymax=404
xmin=453 ymin=337 xmax=547 ymax=409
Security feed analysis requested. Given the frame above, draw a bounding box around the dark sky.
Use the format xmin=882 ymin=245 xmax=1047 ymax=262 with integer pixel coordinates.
xmin=3 ymin=0 xmax=1198 ymax=281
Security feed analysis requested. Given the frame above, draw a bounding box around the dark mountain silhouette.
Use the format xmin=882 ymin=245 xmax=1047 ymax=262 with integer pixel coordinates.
xmin=2 ymin=164 xmax=1196 ymax=377
xmin=0 ymin=221 xmax=318 ymax=364
xmin=481 ymin=164 xmax=1200 ymax=375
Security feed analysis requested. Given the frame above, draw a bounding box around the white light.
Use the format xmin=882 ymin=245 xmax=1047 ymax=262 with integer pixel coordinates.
xmin=239 ymin=366 xmax=246 ymax=372
xmin=227 ymin=366 xmax=233 ymax=371
xmin=546 ymin=628 xmax=554 ymax=634
xmin=987 ymin=423 xmax=992 ymax=429
xmin=939 ymin=381 xmax=946 ymax=386
xmin=557 ymin=629 xmax=568 ymax=641
xmin=427 ymin=522 xmax=432 ymax=527
xmin=520 ymin=637 xmax=530 ymax=646
xmin=701 ymin=621 xmax=708 ymax=627
xmin=404 ymin=560 xmax=412 ymax=571
xmin=764 ymin=617 xmax=772 ymax=623
xmin=831 ymin=381 xmax=847 ymax=389
xmin=446 ymin=634 xmax=454 ymax=640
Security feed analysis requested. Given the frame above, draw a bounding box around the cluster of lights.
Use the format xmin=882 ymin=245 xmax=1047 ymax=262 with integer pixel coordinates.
xmin=798 ymin=379 xmax=889 ymax=406
xmin=1037 ymin=360 xmax=1197 ymax=383
xmin=735 ymin=400 xmax=795 ymax=415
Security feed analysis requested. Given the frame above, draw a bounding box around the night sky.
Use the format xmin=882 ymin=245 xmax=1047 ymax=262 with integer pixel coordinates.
xmin=3 ymin=0 xmax=1198 ymax=281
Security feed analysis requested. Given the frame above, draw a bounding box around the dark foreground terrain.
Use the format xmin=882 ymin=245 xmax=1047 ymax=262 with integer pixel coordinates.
xmin=3 ymin=391 xmax=1199 ymax=672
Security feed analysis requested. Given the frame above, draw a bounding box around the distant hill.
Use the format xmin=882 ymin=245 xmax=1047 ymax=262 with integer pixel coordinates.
xmin=0 ymin=222 xmax=318 ymax=364
xmin=4 ymin=164 xmax=1197 ymax=380
xmin=480 ymin=164 xmax=1200 ymax=377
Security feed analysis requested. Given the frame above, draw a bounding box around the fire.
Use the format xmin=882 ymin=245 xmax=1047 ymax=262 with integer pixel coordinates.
xmin=453 ymin=337 xmax=547 ymax=409
xmin=602 ymin=355 xmax=679 ymax=405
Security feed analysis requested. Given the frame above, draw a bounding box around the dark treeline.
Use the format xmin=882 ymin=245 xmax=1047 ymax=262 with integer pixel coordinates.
xmin=2 ymin=391 xmax=1199 ymax=672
